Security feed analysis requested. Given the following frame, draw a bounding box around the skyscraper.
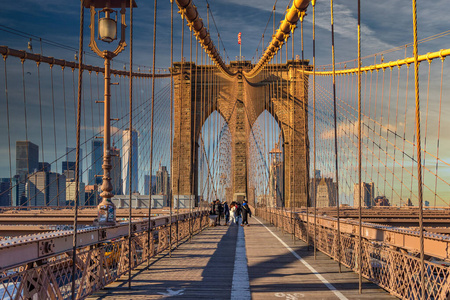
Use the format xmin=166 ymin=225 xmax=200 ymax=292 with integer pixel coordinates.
xmin=0 ymin=178 xmax=11 ymax=206
xmin=63 ymin=147 xmax=82 ymax=180
xmin=315 ymin=177 xmax=337 ymax=207
xmin=353 ymin=182 xmax=375 ymax=207
xmin=16 ymin=141 xmax=39 ymax=178
xmin=27 ymin=171 xmax=66 ymax=206
xmin=62 ymin=161 xmax=76 ymax=180
xmin=110 ymin=147 xmax=122 ymax=195
xmin=144 ymin=175 xmax=157 ymax=195
xmin=66 ymin=179 xmax=85 ymax=206
xmin=122 ymin=129 xmax=138 ymax=194
xmin=89 ymin=140 xmax=103 ymax=185
xmin=11 ymin=175 xmax=26 ymax=206
xmin=156 ymin=164 xmax=170 ymax=195
xmin=39 ymin=162 xmax=51 ymax=173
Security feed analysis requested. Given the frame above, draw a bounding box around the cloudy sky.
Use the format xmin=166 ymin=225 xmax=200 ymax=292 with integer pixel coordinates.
xmin=1 ymin=0 xmax=449 ymax=203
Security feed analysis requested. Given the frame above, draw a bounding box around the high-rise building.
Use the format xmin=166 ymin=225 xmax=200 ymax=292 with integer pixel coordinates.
xmin=39 ymin=162 xmax=51 ymax=173
xmin=27 ymin=171 xmax=66 ymax=206
xmin=0 ymin=178 xmax=11 ymax=206
xmin=144 ymin=175 xmax=157 ymax=195
xmin=89 ymin=140 xmax=103 ymax=185
xmin=62 ymin=161 xmax=76 ymax=179
xmin=47 ymin=172 xmax=66 ymax=206
xmin=11 ymin=175 xmax=26 ymax=206
xmin=66 ymin=179 xmax=85 ymax=206
xmin=63 ymin=147 xmax=82 ymax=180
xmin=85 ymin=184 xmax=99 ymax=206
xmin=110 ymin=147 xmax=122 ymax=195
xmin=353 ymin=182 xmax=375 ymax=207
xmin=16 ymin=141 xmax=39 ymax=178
xmin=122 ymin=129 xmax=138 ymax=194
xmin=156 ymin=164 xmax=170 ymax=195
xmin=315 ymin=177 xmax=337 ymax=207
xmin=268 ymin=145 xmax=283 ymax=208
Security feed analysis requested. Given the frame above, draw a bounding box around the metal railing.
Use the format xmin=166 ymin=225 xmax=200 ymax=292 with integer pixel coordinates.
xmin=0 ymin=210 xmax=209 ymax=299
xmin=257 ymin=207 xmax=450 ymax=300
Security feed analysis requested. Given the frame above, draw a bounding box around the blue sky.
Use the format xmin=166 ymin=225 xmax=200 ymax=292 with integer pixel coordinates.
xmin=1 ymin=0 xmax=449 ymax=203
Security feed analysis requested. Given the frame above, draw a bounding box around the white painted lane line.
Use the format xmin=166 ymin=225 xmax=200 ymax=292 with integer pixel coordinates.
xmin=231 ymin=225 xmax=251 ymax=300
xmin=254 ymin=217 xmax=348 ymax=300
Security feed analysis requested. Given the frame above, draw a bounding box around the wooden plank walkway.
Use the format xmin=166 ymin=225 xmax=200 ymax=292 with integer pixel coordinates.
xmin=88 ymin=216 xmax=396 ymax=300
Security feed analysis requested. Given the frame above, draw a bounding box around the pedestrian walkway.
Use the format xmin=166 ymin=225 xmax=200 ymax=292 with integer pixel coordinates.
xmin=87 ymin=217 xmax=395 ymax=299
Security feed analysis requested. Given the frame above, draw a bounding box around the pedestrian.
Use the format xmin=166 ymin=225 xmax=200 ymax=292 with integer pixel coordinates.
xmin=230 ymin=203 xmax=237 ymax=225
xmin=241 ymin=201 xmax=252 ymax=226
xmin=223 ymin=201 xmax=230 ymax=225
xmin=235 ymin=202 xmax=242 ymax=225
xmin=215 ymin=199 xmax=223 ymax=225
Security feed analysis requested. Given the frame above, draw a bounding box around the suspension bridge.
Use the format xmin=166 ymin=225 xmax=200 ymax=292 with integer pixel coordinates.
xmin=0 ymin=0 xmax=449 ymax=299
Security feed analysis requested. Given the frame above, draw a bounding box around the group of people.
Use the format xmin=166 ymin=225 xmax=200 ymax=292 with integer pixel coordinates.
xmin=210 ymin=199 xmax=252 ymax=226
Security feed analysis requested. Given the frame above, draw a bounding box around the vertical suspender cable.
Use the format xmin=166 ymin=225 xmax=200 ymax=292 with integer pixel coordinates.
xmin=177 ymin=16 xmax=185 ymax=247
xmin=169 ymin=0 xmax=173 ymax=257
xmin=148 ymin=0 xmax=158 ymax=262
xmin=292 ymin=30 xmax=294 ymax=60
xmin=3 ymin=56 xmax=12 ymax=206
xmin=411 ymin=0 xmax=424 ymax=298
xmin=300 ymin=14 xmax=309 ymax=251
xmin=357 ymin=0 xmax=362 ymax=293
xmin=189 ymin=27 xmax=193 ymax=240
xmin=71 ymin=2 xmax=84 ymax=298
xmin=128 ymin=0 xmax=133 ymax=289
xmin=312 ymin=0 xmax=317 ymax=260
xmin=330 ymin=0 xmax=341 ymax=274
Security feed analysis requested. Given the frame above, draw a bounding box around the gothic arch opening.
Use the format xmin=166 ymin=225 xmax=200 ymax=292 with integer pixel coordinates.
xmin=248 ymin=110 xmax=285 ymax=208
xmin=197 ymin=111 xmax=231 ymax=204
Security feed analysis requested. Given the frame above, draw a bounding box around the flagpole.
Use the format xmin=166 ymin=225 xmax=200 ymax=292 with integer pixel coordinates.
xmin=238 ymin=32 xmax=242 ymax=62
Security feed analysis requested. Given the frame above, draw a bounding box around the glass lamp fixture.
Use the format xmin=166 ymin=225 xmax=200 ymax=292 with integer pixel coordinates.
xmin=98 ymin=6 xmax=117 ymax=43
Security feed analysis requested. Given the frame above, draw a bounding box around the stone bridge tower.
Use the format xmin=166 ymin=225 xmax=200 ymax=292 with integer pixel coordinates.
xmin=172 ymin=60 xmax=310 ymax=208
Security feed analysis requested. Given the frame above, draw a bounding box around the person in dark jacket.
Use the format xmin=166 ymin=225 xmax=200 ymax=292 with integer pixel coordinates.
xmin=241 ymin=201 xmax=252 ymax=226
xmin=223 ymin=201 xmax=230 ymax=225
xmin=214 ymin=200 xmax=223 ymax=225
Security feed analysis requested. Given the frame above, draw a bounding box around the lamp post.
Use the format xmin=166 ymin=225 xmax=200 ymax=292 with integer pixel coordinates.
xmin=84 ymin=0 xmax=136 ymax=226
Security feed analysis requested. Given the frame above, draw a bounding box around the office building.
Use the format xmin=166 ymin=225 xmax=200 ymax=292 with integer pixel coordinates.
xmin=315 ymin=177 xmax=337 ymax=207
xmin=156 ymin=163 xmax=170 ymax=195
xmin=11 ymin=175 xmax=26 ymax=206
xmin=353 ymin=182 xmax=375 ymax=208
xmin=85 ymin=184 xmax=99 ymax=206
xmin=144 ymin=175 xmax=157 ymax=195
xmin=66 ymin=179 xmax=85 ymax=206
xmin=27 ymin=171 xmax=66 ymax=206
xmin=110 ymin=147 xmax=122 ymax=195
xmin=62 ymin=161 xmax=76 ymax=179
xmin=122 ymin=129 xmax=138 ymax=194
xmin=0 ymin=178 xmax=11 ymax=206
xmin=89 ymin=140 xmax=103 ymax=185
xmin=39 ymin=162 xmax=51 ymax=173
xmin=16 ymin=141 xmax=39 ymax=178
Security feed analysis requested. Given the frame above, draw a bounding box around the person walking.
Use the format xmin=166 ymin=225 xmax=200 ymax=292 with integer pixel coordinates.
xmin=230 ymin=203 xmax=236 ymax=225
xmin=215 ymin=200 xmax=223 ymax=225
xmin=235 ymin=202 xmax=242 ymax=225
xmin=241 ymin=201 xmax=252 ymax=226
xmin=223 ymin=201 xmax=230 ymax=225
